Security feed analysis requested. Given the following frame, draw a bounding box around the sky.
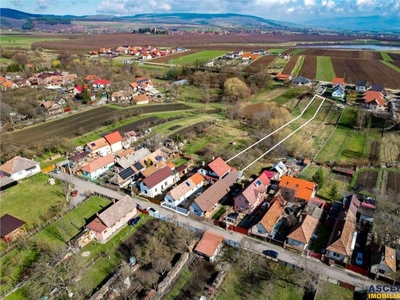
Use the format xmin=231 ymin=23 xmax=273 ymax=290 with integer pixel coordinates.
xmin=3 ymin=0 xmax=400 ymax=21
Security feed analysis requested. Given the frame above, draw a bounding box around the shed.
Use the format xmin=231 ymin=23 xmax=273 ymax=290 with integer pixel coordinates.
xmin=194 ymin=231 xmax=224 ymax=262
xmin=0 ymin=214 xmax=26 ymax=242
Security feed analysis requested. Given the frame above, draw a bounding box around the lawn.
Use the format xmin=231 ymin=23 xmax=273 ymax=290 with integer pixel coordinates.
xmin=315 ymin=281 xmax=353 ymax=300
xmin=32 ymin=196 xmax=111 ymax=250
xmin=380 ymin=52 xmax=393 ymax=61
xmin=165 ymin=50 xmax=227 ymax=65
xmin=0 ymin=35 xmax=66 ymax=48
xmin=316 ymin=56 xmax=335 ymax=81
xmin=0 ymin=174 xmax=64 ymax=228
xmin=165 ymin=268 xmax=194 ymax=300
xmin=292 ymin=55 xmax=304 ymax=77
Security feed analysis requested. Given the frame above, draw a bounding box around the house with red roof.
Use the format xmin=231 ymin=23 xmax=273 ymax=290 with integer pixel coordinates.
xmin=278 ymin=175 xmax=316 ymax=202
xmin=86 ymin=195 xmax=137 ymax=242
xmin=132 ymin=94 xmax=151 ymax=105
xmin=198 ymin=157 xmax=231 ymax=180
xmin=234 ymin=172 xmax=270 ymax=213
xmin=104 ymin=131 xmax=123 ymax=153
xmin=194 ymin=231 xmax=224 ymax=262
xmin=285 ymin=214 xmax=319 ymax=253
xmin=363 ymin=91 xmax=386 ymax=110
xmin=80 ymin=155 xmax=114 ymax=180
xmin=40 ymin=101 xmax=62 ymax=115
xmin=85 ymin=137 xmax=111 ymax=156
xmin=74 ymin=84 xmax=89 ymax=94
xmin=0 ymin=156 xmax=41 ymax=181
xmin=275 ymin=74 xmax=292 ymax=82
xmin=164 ymin=173 xmax=204 ymax=206
xmin=139 ymin=165 xmax=178 ymax=198
xmin=92 ymin=79 xmax=110 ymax=89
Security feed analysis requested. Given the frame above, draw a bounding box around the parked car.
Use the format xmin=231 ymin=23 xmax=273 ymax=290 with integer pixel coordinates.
xmin=128 ymin=216 xmax=141 ymax=226
xmin=262 ymin=250 xmax=279 ymax=259
xmin=146 ymin=207 xmax=159 ymax=214
xmin=355 ymin=252 xmax=363 ymax=266
xmin=52 ymin=168 xmax=61 ymax=174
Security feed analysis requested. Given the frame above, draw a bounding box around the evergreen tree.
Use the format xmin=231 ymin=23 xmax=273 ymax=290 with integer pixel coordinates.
xmin=329 ymin=184 xmax=339 ymax=201
xmin=80 ymin=85 xmax=91 ymax=104
xmin=312 ymin=168 xmax=325 ymax=190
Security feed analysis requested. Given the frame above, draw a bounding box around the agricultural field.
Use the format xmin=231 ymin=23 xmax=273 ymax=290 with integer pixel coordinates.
xmin=0 ymin=34 xmax=66 ymax=49
xmin=316 ymin=56 xmax=335 ymax=81
xmin=6 ymin=103 xmax=191 ymax=147
xmin=302 ymin=49 xmax=376 ymax=60
xmin=382 ymin=60 xmax=400 ymax=73
xmin=290 ymin=49 xmax=305 ymax=55
xmin=298 ymin=55 xmax=317 ymax=79
xmin=388 ymin=53 xmax=400 ymax=61
xmin=243 ymin=55 xmax=276 ymax=73
xmin=387 ymin=171 xmax=400 ymax=194
xmin=380 ymin=52 xmax=393 ymax=61
xmin=331 ymin=58 xmax=400 ymax=88
xmin=149 ymin=50 xmax=199 ymax=64
xmin=281 ymin=55 xmax=299 ymax=75
xmin=353 ymin=169 xmax=379 ymax=192
xmin=155 ymin=50 xmax=227 ymax=66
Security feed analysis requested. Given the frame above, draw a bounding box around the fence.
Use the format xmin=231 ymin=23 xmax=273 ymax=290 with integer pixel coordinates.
xmin=161 ymin=202 xmax=189 ymax=216
xmin=345 ymin=263 xmax=370 ymax=276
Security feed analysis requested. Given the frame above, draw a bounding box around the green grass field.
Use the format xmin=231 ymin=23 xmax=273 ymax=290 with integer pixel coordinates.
xmin=267 ymin=49 xmax=288 ymax=54
xmin=165 ymin=269 xmax=194 ymax=300
xmin=165 ymin=50 xmax=226 ymax=65
xmin=271 ymin=88 xmax=303 ymax=105
xmin=0 ymin=35 xmax=65 ymax=48
xmin=380 ymin=52 xmax=393 ymax=61
xmin=381 ymin=60 xmax=400 ymax=73
xmin=316 ymin=56 xmax=335 ymax=81
xmin=292 ymin=55 xmax=304 ymax=77
xmin=0 ymin=174 xmax=64 ymax=227
xmin=291 ymin=49 xmax=305 ymax=55
xmin=315 ymin=282 xmax=353 ymax=300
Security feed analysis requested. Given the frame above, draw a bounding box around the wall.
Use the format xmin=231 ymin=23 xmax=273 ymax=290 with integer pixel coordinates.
xmin=11 ymin=165 xmax=41 ymax=181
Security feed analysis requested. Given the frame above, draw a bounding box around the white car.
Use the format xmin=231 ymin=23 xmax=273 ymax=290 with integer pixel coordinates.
xmin=146 ymin=207 xmax=159 ymax=214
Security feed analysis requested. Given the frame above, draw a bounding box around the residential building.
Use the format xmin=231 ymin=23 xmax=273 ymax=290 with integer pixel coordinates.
xmin=0 ymin=214 xmax=25 ymax=242
xmin=139 ymin=166 xmax=178 ymax=198
xmin=0 ymin=156 xmax=41 ymax=181
xmin=278 ymin=175 xmax=317 ymax=202
xmin=363 ymin=91 xmax=386 ymax=109
xmin=198 ymin=157 xmax=231 ymax=180
xmin=355 ymin=80 xmax=369 ymax=92
xmin=40 ymin=101 xmax=63 ymax=115
xmin=85 ymin=137 xmax=111 ymax=156
xmin=87 ymin=195 xmax=137 ymax=242
xmin=292 ymin=76 xmax=311 ymax=86
xmin=164 ymin=173 xmax=204 ymax=206
xmin=234 ymin=172 xmax=270 ymax=213
xmin=104 ymin=131 xmax=124 ymax=153
xmin=332 ymin=78 xmax=345 ymax=85
xmin=194 ymin=231 xmax=224 ymax=262
xmin=132 ymin=94 xmax=151 ymax=105
xmin=190 ymin=170 xmax=238 ymax=217
xmin=332 ymin=84 xmax=346 ymax=98
xmin=80 ymin=155 xmax=114 ymax=180
xmin=285 ymin=215 xmax=319 ymax=252
xmin=370 ymin=245 xmax=397 ymax=280
xmin=250 ymin=193 xmax=285 ymax=238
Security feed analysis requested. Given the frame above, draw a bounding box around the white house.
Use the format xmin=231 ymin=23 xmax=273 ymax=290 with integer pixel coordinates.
xmin=355 ymin=80 xmax=369 ymax=92
xmin=332 ymin=84 xmax=346 ymax=98
xmin=85 ymin=137 xmax=111 ymax=157
xmin=139 ymin=166 xmax=178 ymax=198
xmin=0 ymin=156 xmax=41 ymax=181
xmin=164 ymin=173 xmax=204 ymax=206
xmin=104 ymin=131 xmax=123 ymax=153
xmin=198 ymin=157 xmax=231 ymax=180
xmin=80 ymin=155 xmax=114 ymax=180
xmin=370 ymin=245 xmax=397 ymax=279
xmin=87 ymin=195 xmax=137 ymax=242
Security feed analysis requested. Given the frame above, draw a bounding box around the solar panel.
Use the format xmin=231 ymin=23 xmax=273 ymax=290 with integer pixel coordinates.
xmin=133 ymin=161 xmax=144 ymax=171
xmin=119 ymin=167 xmax=135 ymax=180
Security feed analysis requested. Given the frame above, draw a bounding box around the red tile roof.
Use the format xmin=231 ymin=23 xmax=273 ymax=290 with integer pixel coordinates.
xmin=86 ymin=137 xmax=109 ymax=151
xmin=207 ymin=157 xmax=231 ymax=178
xmin=80 ymin=155 xmax=114 ymax=173
xmin=279 ymin=175 xmax=316 ymax=201
xmin=194 ymin=231 xmax=224 ymax=257
xmin=326 ymin=210 xmax=356 ymax=257
xmin=332 ymin=77 xmax=345 ymax=85
xmin=287 ymin=215 xmax=319 ymax=244
xmin=142 ymin=166 xmax=174 ymax=189
xmin=363 ymin=91 xmax=385 ymax=106
xmin=104 ymin=131 xmax=123 ymax=145
xmin=0 ymin=156 xmax=39 ymax=176
xmin=93 ymin=79 xmax=109 ymax=85
xmin=237 ymin=172 xmax=270 ymax=207
xmin=259 ymin=198 xmax=284 ymax=233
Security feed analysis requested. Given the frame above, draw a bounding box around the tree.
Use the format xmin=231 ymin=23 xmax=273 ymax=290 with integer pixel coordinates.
xmin=312 ymin=168 xmax=325 ymax=189
xmin=328 ymin=184 xmax=339 ymax=201
xmin=223 ymin=77 xmax=250 ymax=102
xmin=80 ymin=85 xmax=91 ymax=104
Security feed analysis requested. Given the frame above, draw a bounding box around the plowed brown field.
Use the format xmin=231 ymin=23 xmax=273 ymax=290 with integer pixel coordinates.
xmin=331 ymin=58 xmax=400 ymax=87
xmin=372 ymin=52 xmax=383 ymax=60
xmin=243 ymin=55 xmax=277 ymax=73
xmin=355 ymin=170 xmax=378 ymax=191
xmin=390 ymin=61 xmax=400 ymax=68
xmin=282 ymin=55 xmax=299 ymax=74
xmin=388 ymin=53 xmax=400 ymax=61
xmin=298 ymin=55 xmax=317 ymax=79
xmin=302 ymin=49 xmax=377 ymax=59
xmin=387 ymin=171 xmax=400 ymax=193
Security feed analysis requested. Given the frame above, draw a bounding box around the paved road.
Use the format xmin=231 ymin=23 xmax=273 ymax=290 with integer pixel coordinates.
xmin=54 ymin=173 xmax=375 ymax=289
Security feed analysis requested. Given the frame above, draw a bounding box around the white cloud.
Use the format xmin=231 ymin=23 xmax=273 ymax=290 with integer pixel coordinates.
xmin=37 ymin=0 xmax=49 ymax=10
xmin=322 ymin=0 xmax=335 ymax=9
xmin=304 ymin=0 xmax=316 ymax=6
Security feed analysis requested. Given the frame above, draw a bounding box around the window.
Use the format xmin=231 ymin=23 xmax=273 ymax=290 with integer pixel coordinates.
xmin=292 ymin=240 xmax=301 ymax=246
xmin=104 ymin=230 xmax=107 ymax=233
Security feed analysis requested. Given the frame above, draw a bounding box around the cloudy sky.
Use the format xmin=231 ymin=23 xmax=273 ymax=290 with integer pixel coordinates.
xmin=4 ymin=0 xmax=400 ymax=21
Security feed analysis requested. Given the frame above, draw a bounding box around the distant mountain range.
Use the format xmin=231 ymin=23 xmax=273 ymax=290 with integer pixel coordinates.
xmin=0 ymin=8 xmax=399 ymax=33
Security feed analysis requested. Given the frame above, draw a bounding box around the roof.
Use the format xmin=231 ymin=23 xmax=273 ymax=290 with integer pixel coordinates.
xmin=278 ymin=175 xmax=316 ymax=201
xmin=74 ymin=84 xmax=89 ymax=92
xmin=167 ymin=173 xmax=204 ymax=201
xmin=384 ymin=246 xmax=397 ymax=273
xmin=104 ymin=131 xmax=123 ymax=145
xmin=69 ymin=151 xmax=90 ymax=162
xmin=86 ymin=137 xmax=109 ymax=151
xmin=275 ymin=74 xmax=291 ymax=80
xmin=176 ymin=164 xmax=188 ymax=173
xmin=332 ymin=78 xmax=345 ymax=85
xmin=93 ymin=79 xmax=109 ymax=85
xmin=0 ymin=214 xmax=26 ymax=237
xmin=116 ymin=148 xmax=134 ymax=159
xmin=356 ymin=79 xmax=368 ymax=86
xmin=194 ymin=231 xmax=224 ymax=257
xmin=287 ymin=215 xmax=319 ymax=244
xmin=132 ymin=94 xmax=151 ymax=103
xmin=88 ymin=195 xmax=136 ymax=231
xmin=206 ymin=157 xmax=231 ymax=178
xmin=363 ymin=91 xmax=385 ymax=106
xmin=370 ymin=84 xmax=384 ymax=92
xmin=0 ymin=156 xmax=39 ymax=176
xmin=2 ymin=81 xmax=16 ymax=88
xmin=326 ymin=210 xmax=356 ymax=257
xmin=237 ymin=172 xmax=270 ymax=207
xmin=142 ymin=166 xmax=174 ymax=189
xmin=80 ymin=155 xmax=114 ymax=173
xmin=259 ymin=198 xmax=284 ymax=233
xmin=332 ymin=84 xmax=345 ymax=93
xmin=293 ymin=76 xmax=311 ymax=83
xmin=194 ymin=170 xmax=238 ymax=212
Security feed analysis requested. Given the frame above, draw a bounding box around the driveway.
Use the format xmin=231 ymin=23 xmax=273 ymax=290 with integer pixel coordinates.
xmin=52 ymin=173 xmax=376 ymax=289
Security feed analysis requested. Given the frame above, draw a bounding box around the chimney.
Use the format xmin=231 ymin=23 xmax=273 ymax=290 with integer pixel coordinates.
xmin=202 ymin=161 xmax=205 ymax=166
